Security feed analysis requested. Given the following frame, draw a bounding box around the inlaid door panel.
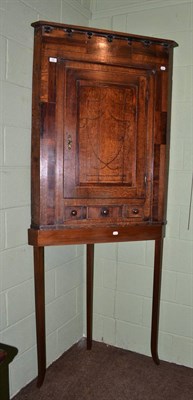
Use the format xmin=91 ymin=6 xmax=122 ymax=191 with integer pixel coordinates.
xmin=78 ymin=83 xmax=136 ymax=186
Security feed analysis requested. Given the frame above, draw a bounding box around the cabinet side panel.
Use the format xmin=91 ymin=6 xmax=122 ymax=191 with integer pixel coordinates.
xmin=162 ymin=50 xmax=174 ymax=224
xmin=152 ymin=50 xmax=174 ymax=223
xmin=31 ymin=29 xmax=42 ymax=227
xmin=40 ymin=102 xmax=56 ymax=225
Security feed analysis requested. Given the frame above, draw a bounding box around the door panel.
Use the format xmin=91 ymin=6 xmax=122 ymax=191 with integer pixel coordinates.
xmin=78 ymin=82 xmax=137 ymax=186
xmin=63 ymin=61 xmax=152 ymax=206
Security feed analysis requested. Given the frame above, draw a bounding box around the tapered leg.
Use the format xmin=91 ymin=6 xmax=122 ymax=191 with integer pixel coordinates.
xmin=151 ymin=238 xmax=164 ymax=364
xmin=86 ymin=244 xmax=95 ymax=350
xmin=33 ymin=246 xmax=46 ymax=387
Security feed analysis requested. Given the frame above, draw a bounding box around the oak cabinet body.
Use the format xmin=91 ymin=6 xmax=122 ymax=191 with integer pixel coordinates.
xmin=28 ymin=21 xmax=177 ymax=386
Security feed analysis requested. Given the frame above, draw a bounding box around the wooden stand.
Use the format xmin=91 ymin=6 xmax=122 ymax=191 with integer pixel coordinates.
xmin=29 ymin=225 xmax=164 ymax=386
xmin=86 ymin=244 xmax=95 ymax=351
xmin=33 ymin=247 xmax=46 ymax=387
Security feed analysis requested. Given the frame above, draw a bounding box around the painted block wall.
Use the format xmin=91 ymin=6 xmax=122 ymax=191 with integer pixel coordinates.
xmin=0 ymin=0 xmax=90 ymax=397
xmin=90 ymin=0 xmax=193 ymax=368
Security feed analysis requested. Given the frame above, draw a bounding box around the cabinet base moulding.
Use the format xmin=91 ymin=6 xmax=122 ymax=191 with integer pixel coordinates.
xmin=28 ymin=224 xmax=164 ymax=246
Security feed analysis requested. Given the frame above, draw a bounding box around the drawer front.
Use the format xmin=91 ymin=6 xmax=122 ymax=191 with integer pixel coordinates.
xmin=88 ymin=206 xmax=122 ymax=219
xmin=64 ymin=206 xmax=86 ymax=220
xmin=125 ymin=206 xmax=144 ymax=218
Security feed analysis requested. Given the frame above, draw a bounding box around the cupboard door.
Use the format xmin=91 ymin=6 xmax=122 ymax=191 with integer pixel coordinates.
xmin=62 ymin=61 xmax=154 ymax=209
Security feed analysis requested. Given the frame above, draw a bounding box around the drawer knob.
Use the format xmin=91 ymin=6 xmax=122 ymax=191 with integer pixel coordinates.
xmin=71 ymin=209 xmax=77 ymax=216
xmin=132 ymin=208 xmax=139 ymax=215
xmin=101 ymin=208 xmax=109 ymax=216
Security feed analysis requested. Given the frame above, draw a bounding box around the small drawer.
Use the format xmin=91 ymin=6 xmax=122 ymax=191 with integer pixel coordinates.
xmin=88 ymin=206 xmax=121 ymax=219
xmin=125 ymin=206 xmax=144 ymax=218
xmin=64 ymin=206 xmax=86 ymax=220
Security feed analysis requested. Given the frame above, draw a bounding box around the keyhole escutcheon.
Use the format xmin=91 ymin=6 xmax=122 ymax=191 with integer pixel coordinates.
xmin=67 ymin=134 xmax=72 ymax=150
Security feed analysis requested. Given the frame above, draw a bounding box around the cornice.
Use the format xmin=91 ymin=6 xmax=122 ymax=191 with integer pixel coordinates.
xmin=91 ymin=0 xmax=192 ymax=18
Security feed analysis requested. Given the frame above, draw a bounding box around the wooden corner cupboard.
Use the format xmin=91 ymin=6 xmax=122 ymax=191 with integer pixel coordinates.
xmin=28 ymin=21 xmax=178 ymax=386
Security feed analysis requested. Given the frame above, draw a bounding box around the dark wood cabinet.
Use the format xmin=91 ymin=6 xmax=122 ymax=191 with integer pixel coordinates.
xmin=28 ymin=21 xmax=177 ymax=386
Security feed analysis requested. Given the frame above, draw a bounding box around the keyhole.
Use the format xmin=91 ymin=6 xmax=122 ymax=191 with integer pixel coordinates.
xmin=67 ymin=134 xmax=72 ymax=150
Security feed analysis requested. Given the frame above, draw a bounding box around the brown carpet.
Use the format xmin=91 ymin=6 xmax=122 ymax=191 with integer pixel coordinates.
xmin=13 ymin=339 xmax=193 ymax=400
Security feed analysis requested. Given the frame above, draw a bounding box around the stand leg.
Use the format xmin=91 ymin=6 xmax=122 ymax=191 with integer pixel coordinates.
xmin=33 ymin=246 xmax=46 ymax=387
xmin=86 ymin=244 xmax=94 ymax=350
xmin=151 ymin=238 xmax=163 ymax=365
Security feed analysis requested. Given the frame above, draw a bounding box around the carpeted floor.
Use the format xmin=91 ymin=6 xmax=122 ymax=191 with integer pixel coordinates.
xmin=13 ymin=339 xmax=193 ymax=400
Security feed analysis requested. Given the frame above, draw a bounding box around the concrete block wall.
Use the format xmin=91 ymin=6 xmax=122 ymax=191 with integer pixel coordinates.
xmin=0 ymin=0 xmax=90 ymax=397
xmin=90 ymin=0 xmax=193 ymax=368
